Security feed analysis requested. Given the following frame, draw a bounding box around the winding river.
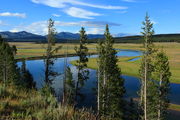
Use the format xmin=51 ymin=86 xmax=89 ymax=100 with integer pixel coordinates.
xmin=17 ymin=50 xmax=180 ymax=108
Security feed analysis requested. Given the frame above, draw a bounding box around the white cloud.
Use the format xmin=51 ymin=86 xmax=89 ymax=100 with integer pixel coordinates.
xmin=64 ymin=7 xmax=102 ymax=19
xmin=10 ymin=28 xmax=20 ymax=33
xmin=118 ymin=11 xmax=128 ymax=14
xmin=0 ymin=20 xmax=8 ymax=26
xmin=87 ymin=28 xmax=104 ymax=34
xmin=31 ymin=0 xmax=127 ymax=10
xmin=52 ymin=13 xmax=61 ymax=17
xmin=151 ymin=20 xmax=158 ymax=25
xmin=10 ymin=20 xmax=120 ymax=35
xmin=10 ymin=21 xmax=48 ymax=35
xmin=0 ymin=12 xmax=26 ymax=18
xmin=0 ymin=20 xmax=4 ymax=25
xmin=122 ymin=0 xmax=137 ymax=2
xmin=55 ymin=21 xmax=120 ymax=27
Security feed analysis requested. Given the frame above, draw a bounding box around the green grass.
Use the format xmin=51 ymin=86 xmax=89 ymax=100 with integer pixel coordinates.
xmin=9 ymin=42 xmax=97 ymax=59
xmin=71 ymin=56 xmax=140 ymax=77
xmin=0 ymin=84 xmax=107 ymax=120
xmin=71 ymin=56 xmax=180 ymax=111
xmin=170 ymin=104 xmax=180 ymax=111
xmin=9 ymin=42 xmax=180 ymax=83
xmin=3 ymin=42 xmax=180 ymax=117
xmin=71 ymin=55 xmax=180 ymax=84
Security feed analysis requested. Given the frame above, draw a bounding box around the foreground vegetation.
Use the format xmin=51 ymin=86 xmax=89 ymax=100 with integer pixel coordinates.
xmin=1 ymin=14 xmax=179 ymax=119
xmin=0 ymin=84 xmax=109 ymax=120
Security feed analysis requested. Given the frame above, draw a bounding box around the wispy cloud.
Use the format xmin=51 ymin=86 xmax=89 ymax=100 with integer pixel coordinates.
xmin=122 ymin=0 xmax=137 ymax=2
xmin=0 ymin=12 xmax=26 ymax=18
xmin=10 ymin=21 xmax=48 ymax=35
xmin=52 ymin=13 xmax=61 ymax=17
xmin=0 ymin=20 xmax=9 ymax=26
xmin=31 ymin=0 xmax=127 ymax=10
xmin=0 ymin=20 xmax=6 ymax=25
xmin=55 ymin=21 xmax=121 ymax=27
xmin=117 ymin=11 xmax=128 ymax=14
xmin=64 ymin=7 xmax=102 ymax=19
xmin=86 ymin=28 xmax=104 ymax=34
xmin=10 ymin=28 xmax=20 ymax=33
xmin=10 ymin=20 xmax=120 ymax=35
xmin=151 ymin=20 xmax=158 ymax=25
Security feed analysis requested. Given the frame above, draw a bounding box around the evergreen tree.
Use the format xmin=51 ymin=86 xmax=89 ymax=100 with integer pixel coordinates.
xmin=12 ymin=45 xmax=17 ymax=55
xmin=128 ymin=98 xmax=138 ymax=120
xmin=65 ymin=66 xmax=75 ymax=105
xmin=153 ymin=50 xmax=171 ymax=120
xmin=20 ymin=59 xmax=36 ymax=89
xmin=74 ymin=27 xmax=89 ymax=106
xmin=97 ymin=25 xmax=125 ymax=119
xmin=139 ymin=13 xmax=158 ymax=120
xmin=0 ymin=36 xmax=19 ymax=88
xmin=97 ymin=39 xmax=105 ymax=113
xmin=44 ymin=19 xmax=61 ymax=92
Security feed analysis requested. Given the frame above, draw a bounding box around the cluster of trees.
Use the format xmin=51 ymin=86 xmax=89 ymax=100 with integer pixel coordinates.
xmin=57 ymin=14 xmax=171 ymax=120
xmin=139 ymin=14 xmax=171 ymax=120
xmin=0 ymin=14 xmax=171 ymax=120
xmin=0 ymin=35 xmax=35 ymax=91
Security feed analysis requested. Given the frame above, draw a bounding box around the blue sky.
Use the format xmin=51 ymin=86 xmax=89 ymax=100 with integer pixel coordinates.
xmin=0 ymin=0 xmax=180 ymax=35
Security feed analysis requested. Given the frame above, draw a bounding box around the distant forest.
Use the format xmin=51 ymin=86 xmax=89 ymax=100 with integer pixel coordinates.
xmin=4 ymin=33 xmax=180 ymax=43
xmin=88 ymin=34 xmax=180 ymax=43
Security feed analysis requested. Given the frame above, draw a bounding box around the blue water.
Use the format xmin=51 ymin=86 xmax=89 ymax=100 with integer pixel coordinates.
xmin=128 ymin=57 xmax=140 ymax=61
xmin=17 ymin=50 xmax=180 ymax=106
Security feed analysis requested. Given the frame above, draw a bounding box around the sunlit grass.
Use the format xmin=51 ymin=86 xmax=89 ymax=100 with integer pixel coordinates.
xmin=169 ymin=104 xmax=180 ymax=111
xmin=9 ymin=42 xmax=180 ymax=83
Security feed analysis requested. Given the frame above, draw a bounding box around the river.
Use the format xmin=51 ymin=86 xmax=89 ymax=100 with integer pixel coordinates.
xmin=17 ymin=49 xmax=180 ymax=108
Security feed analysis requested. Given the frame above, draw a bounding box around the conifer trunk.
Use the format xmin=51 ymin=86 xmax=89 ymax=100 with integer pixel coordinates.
xmin=158 ymin=74 xmax=162 ymax=120
xmin=97 ymin=68 xmax=100 ymax=112
xmin=75 ymin=69 xmax=80 ymax=105
xmin=3 ymin=61 xmax=6 ymax=88
xmin=144 ymin=57 xmax=147 ymax=120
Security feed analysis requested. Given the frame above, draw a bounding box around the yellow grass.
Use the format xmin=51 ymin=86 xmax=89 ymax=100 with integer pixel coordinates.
xmin=9 ymin=42 xmax=180 ymax=83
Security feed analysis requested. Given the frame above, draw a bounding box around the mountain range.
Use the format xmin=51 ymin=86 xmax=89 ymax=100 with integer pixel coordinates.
xmin=0 ymin=31 xmax=130 ymax=42
xmin=1 ymin=31 xmax=180 ymax=43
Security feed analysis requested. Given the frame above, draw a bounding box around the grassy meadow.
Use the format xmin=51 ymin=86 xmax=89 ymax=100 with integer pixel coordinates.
xmin=9 ymin=42 xmax=97 ymax=59
xmin=7 ymin=42 xmax=180 ymax=113
xmin=9 ymin=42 xmax=180 ymax=84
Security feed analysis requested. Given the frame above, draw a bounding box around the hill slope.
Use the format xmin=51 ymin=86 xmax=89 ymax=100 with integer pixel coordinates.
xmin=1 ymin=31 xmax=180 ymax=43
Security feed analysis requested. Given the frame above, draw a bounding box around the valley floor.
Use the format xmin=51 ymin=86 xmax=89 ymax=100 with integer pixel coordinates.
xmin=7 ymin=42 xmax=180 ymax=117
xmin=10 ymin=42 xmax=179 ymax=83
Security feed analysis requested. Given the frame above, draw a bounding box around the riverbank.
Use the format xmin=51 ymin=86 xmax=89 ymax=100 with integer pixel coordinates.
xmin=70 ymin=56 xmax=180 ymax=112
xmin=10 ymin=42 xmax=180 ymax=115
xmin=71 ymin=56 xmax=180 ymax=84
xmin=15 ymin=52 xmax=97 ymax=61
xmin=10 ymin=42 xmax=180 ymax=84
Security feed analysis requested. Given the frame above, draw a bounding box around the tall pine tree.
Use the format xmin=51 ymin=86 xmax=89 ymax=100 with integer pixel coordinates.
xmin=97 ymin=25 xmax=125 ymax=119
xmin=20 ymin=59 xmax=36 ymax=89
xmin=139 ymin=13 xmax=158 ymax=120
xmin=64 ymin=66 xmax=75 ymax=105
xmin=74 ymin=27 xmax=89 ymax=106
xmin=0 ymin=36 xmax=19 ymax=88
xmin=153 ymin=50 xmax=171 ymax=120
xmin=44 ymin=19 xmax=61 ymax=92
